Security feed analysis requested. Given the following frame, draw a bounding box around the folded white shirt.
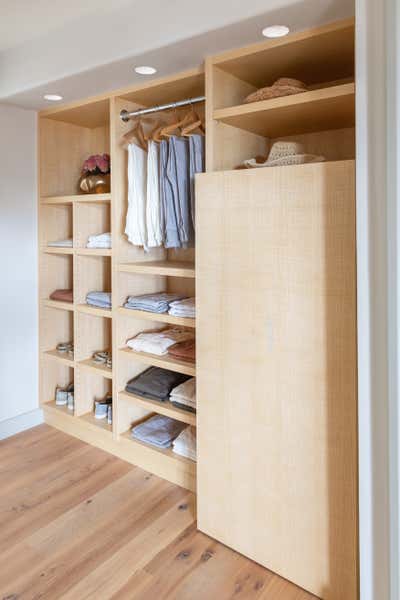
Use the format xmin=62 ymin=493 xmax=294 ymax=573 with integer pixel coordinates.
xmin=168 ymin=297 xmax=196 ymax=317
xmin=126 ymin=328 xmax=194 ymax=356
xmin=172 ymin=426 xmax=197 ymax=461
xmin=87 ymin=232 xmax=112 ymax=248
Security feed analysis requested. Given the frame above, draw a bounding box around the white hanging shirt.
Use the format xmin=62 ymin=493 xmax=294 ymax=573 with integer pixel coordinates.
xmin=146 ymin=140 xmax=163 ymax=247
xmin=126 ymin=143 xmax=148 ymax=250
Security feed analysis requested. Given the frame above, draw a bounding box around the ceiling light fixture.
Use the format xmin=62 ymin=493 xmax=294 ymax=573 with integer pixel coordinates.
xmin=134 ymin=66 xmax=157 ymax=75
xmin=44 ymin=94 xmax=63 ymax=101
xmin=262 ymin=25 xmax=290 ymax=38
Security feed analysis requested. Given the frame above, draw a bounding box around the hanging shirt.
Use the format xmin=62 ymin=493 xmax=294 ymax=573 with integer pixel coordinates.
xmin=160 ymin=139 xmax=181 ymax=248
xmin=189 ymin=134 xmax=205 ymax=228
xmin=146 ymin=141 xmax=163 ymax=247
xmin=126 ymin=143 xmax=148 ymax=250
xmin=167 ymin=136 xmax=194 ymax=247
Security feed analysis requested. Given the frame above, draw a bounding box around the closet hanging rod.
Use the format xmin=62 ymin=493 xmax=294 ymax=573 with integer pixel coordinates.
xmin=120 ymin=95 xmax=206 ymax=122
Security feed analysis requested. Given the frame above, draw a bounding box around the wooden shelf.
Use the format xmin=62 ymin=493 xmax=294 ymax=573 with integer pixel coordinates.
xmin=78 ymin=358 xmax=113 ymax=379
xmin=43 ymin=299 xmax=74 ymax=312
xmin=76 ymin=248 xmax=112 ymax=256
xmin=118 ymin=260 xmax=195 ymax=278
xmin=44 ymin=246 xmax=74 ymax=255
xmin=41 ymin=193 xmax=110 ymax=205
xmin=120 ymin=430 xmax=196 ymax=465
xmin=43 ymin=400 xmax=74 ymax=417
xmin=119 ymin=347 xmax=195 ymax=376
xmin=76 ymin=304 xmax=112 ymax=318
xmin=43 ymin=349 xmax=74 ymax=367
xmin=79 ymin=411 xmax=113 ymax=435
xmin=119 ymin=390 xmax=196 ymax=426
xmin=213 ymin=83 xmax=355 ymax=138
xmin=118 ymin=307 xmax=195 ymax=328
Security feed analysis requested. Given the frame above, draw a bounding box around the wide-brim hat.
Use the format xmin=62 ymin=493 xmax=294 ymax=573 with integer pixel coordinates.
xmin=244 ymin=77 xmax=307 ymax=104
xmin=243 ymin=140 xmax=325 ymax=168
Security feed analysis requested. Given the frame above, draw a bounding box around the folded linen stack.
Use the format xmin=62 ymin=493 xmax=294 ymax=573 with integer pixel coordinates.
xmin=168 ymin=339 xmax=195 ymax=363
xmin=168 ymin=297 xmax=195 ymax=318
xmin=47 ymin=239 xmax=73 ymax=248
xmin=126 ymin=328 xmax=194 ymax=356
xmin=126 ymin=367 xmax=190 ymax=402
xmin=124 ymin=292 xmax=186 ymax=314
xmin=131 ymin=414 xmax=186 ymax=449
xmin=172 ymin=426 xmax=197 ymax=461
xmin=86 ymin=291 xmax=111 ymax=309
xmin=170 ymin=377 xmax=196 ymax=413
xmin=50 ymin=289 xmax=73 ymax=303
xmin=86 ymin=232 xmax=111 ymax=249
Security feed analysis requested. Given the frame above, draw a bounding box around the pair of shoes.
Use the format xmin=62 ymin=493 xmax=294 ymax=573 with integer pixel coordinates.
xmin=55 ymin=383 xmax=74 ymax=410
xmin=94 ymin=393 xmax=112 ymax=420
xmin=57 ymin=342 xmax=74 ymax=357
xmin=93 ymin=350 xmax=111 ymax=365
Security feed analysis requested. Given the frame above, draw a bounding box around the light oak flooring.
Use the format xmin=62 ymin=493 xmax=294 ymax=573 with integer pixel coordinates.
xmin=0 ymin=424 xmax=317 ymax=600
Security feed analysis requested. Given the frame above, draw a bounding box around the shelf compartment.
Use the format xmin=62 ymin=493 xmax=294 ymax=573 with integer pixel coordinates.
xmin=79 ymin=411 xmax=113 ymax=435
xmin=118 ymin=307 xmax=195 ymax=328
xmin=119 ymin=390 xmax=196 ymax=426
xmin=120 ymin=430 xmax=196 ymax=467
xmin=213 ymin=83 xmax=355 ymax=138
xmin=119 ymin=347 xmax=195 ymax=376
xmin=118 ymin=261 xmax=195 ymax=278
xmin=41 ymin=193 xmax=111 ymax=204
xmin=78 ymin=358 xmax=112 ymax=379
xmin=43 ymin=299 xmax=74 ymax=312
xmin=43 ymin=349 xmax=74 ymax=367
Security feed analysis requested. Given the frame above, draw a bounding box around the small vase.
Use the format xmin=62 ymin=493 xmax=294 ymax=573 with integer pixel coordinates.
xmin=79 ymin=173 xmax=110 ymax=194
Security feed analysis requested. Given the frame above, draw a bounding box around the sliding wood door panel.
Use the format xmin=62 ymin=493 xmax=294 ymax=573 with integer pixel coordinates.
xmin=196 ymin=160 xmax=357 ymax=600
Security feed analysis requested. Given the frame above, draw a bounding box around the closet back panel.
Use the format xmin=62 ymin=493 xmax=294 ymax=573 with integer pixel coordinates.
xmin=196 ymin=160 xmax=357 ymax=600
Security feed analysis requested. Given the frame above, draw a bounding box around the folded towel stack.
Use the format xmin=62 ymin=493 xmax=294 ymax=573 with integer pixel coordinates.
xmin=172 ymin=426 xmax=197 ymax=461
xmin=168 ymin=339 xmax=195 ymax=363
xmin=50 ymin=289 xmax=73 ymax=303
xmin=126 ymin=328 xmax=194 ymax=356
xmin=47 ymin=239 xmax=73 ymax=248
xmin=124 ymin=292 xmax=186 ymax=314
xmin=86 ymin=291 xmax=112 ymax=309
xmin=131 ymin=414 xmax=186 ymax=449
xmin=86 ymin=232 xmax=111 ymax=249
xmin=170 ymin=377 xmax=196 ymax=413
xmin=168 ymin=297 xmax=195 ymax=318
xmin=126 ymin=367 xmax=191 ymax=402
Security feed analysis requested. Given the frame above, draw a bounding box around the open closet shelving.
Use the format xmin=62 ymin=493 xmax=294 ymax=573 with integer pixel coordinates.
xmin=39 ymin=17 xmax=355 ymax=506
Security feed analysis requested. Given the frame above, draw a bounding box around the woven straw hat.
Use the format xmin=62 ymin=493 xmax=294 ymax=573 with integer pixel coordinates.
xmin=244 ymin=77 xmax=307 ymax=104
xmin=243 ymin=140 xmax=325 ymax=168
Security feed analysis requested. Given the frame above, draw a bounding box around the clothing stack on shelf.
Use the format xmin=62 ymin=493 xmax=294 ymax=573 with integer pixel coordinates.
xmin=123 ymin=292 xmax=185 ymax=313
xmin=86 ymin=291 xmax=111 ymax=309
xmin=50 ymin=289 xmax=73 ymax=303
xmin=47 ymin=239 xmax=73 ymax=248
xmin=131 ymin=414 xmax=186 ymax=449
xmin=168 ymin=297 xmax=195 ymax=318
xmin=126 ymin=327 xmax=194 ymax=356
xmin=86 ymin=232 xmax=111 ymax=249
xmin=170 ymin=377 xmax=196 ymax=413
xmin=168 ymin=339 xmax=195 ymax=362
xmin=172 ymin=425 xmax=197 ymax=461
xmin=125 ymin=127 xmax=204 ymax=251
xmin=125 ymin=367 xmax=190 ymax=402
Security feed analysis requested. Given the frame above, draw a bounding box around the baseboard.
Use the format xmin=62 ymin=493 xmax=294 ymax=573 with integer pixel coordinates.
xmin=0 ymin=408 xmax=44 ymax=440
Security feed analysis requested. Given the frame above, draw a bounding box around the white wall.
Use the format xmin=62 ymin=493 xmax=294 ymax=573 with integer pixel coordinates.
xmin=0 ymin=103 xmax=41 ymax=438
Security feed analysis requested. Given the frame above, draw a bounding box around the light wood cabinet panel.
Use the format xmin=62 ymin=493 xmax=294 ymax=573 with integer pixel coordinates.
xmin=196 ymin=160 xmax=357 ymax=600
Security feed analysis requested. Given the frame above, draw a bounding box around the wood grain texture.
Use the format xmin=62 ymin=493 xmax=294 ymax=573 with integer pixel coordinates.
xmin=196 ymin=161 xmax=358 ymax=600
xmin=0 ymin=425 xmax=317 ymax=600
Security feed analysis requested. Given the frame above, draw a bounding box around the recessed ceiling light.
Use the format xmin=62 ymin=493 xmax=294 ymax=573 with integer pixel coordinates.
xmin=262 ymin=25 xmax=290 ymax=38
xmin=134 ymin=65 xmax=157 ymax=75
xmin=44 ymin=94 xmax=63 ymax=101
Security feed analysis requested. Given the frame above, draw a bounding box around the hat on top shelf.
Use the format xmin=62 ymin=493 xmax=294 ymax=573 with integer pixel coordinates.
xmin=241 ymin=140 xmax=325 ymax=169
xmin=244 ymin=77 xmax=307 ymax=104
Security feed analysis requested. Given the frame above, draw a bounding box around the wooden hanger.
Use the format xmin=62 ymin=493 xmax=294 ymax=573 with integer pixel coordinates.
xmin=181 ymin=108 xmax=205 ymax=136
xmin=159 ymin=108 xmax=197 ymax=138
xmin=122 ymin=118 xmax=148 ymax=151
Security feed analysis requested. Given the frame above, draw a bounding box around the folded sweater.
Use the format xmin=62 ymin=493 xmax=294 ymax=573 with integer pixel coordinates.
xmin=126 ymin=367 xmax=191 ymax=402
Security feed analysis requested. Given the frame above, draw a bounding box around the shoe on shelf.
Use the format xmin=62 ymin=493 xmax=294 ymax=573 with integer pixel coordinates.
xmin=93 ymin=350 xmax=110 ymax=364
xmin=56 ymin=342 xmax=73 ymax=354
xmin=106 ymin=356 xmax=112 ymax=369
xmin=107 ymin=405 xmax=112 ymax=425
xmin=67 ymin=383 xmax=74 ymax=411
xmin=55 ymin=385 xmax=68 ymax=406
xmin=94 ymin=393 xmax=112 ymax=419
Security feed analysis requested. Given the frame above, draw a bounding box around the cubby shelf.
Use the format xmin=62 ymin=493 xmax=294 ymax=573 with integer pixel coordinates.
xmin=44 ymin=247 xmax=74 ymax=255
xmin=118 ymin=261 xmax=195 ymax=278
xmin=41 ymin=193 xmax=111 ymax=205
xmin=119 ymin=347 xmax=195 ymax=376
xmin=79 ymin=412 xmax=113 ymax=435
xmin=44 ymin=400 xmax=74 ymax=417
xmin=78 ymin=358 xmax=113 ymax=379
xmin=119 ymin=390 xmax=196 ymax=426
xmin=120 ymin=430 xmax=196 ymax=466
xmin=76 ymin=304 xmax=112 ymax=318
xmin=213 ymin=83 xmax=355 ymax=138
xmin=117 ymin=307 xmax=195 ymax=328
xmin=43 ymin=299 xmax=74 ymax=312
xmin=76 ymin=248 xmax=112 ymax=257
xmin=43 ymin=349 xmax=74 ymax=367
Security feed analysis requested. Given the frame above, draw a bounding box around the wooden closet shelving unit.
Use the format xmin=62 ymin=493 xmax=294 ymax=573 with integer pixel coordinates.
xmin=39 ymin=22 xmax=357 ymax=595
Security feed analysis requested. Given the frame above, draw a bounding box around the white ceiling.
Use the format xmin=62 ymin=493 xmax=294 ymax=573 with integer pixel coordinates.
xmin=0 ymin=0 xmax=354 ymax=111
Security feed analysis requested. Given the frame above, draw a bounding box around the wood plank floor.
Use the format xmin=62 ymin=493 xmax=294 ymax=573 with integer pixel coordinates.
xmin=0 ymin=424 xmax=318 ymax=600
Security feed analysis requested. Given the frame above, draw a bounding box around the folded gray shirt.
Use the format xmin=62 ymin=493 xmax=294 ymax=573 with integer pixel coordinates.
xmin=126 ymin=366 xmax=191 ymax=402
xmin=131 ymin=414 xmax=186 ymax=448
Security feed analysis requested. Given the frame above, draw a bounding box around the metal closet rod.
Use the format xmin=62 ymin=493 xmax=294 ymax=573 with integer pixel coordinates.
xmin=120 ymin=95 xmax=206 ymax=122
